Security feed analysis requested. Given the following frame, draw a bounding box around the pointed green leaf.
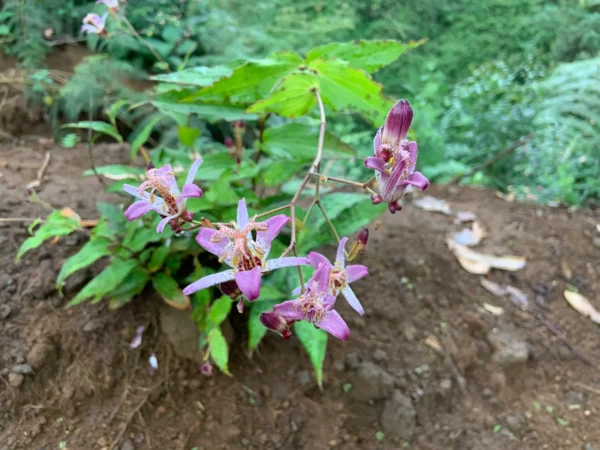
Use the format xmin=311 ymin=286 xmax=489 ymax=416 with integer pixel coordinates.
xmin=247 ymin=71 xmax=318 ymax=118
xmin=261 ymin=123 xmax=355 ymax=161
xmin=177 ymin=125 xmax=201 ymax=147
xmin=69 ymin=258 xmax=139 ymax=306
xmin=17 ymin=210 xmax=82 ymax=260
xmin=306 ymin=39 xmax=426 ymax=73
xmin=153 ymin=101 xmax=255 ymax=122
xmin=148 ymin=246 xmax=170 ymax=272
xmin=259 ymin=160 xmax=307 ymax=186
xmin=109 ymin=267 xmax=150 ymax=309
xmin=152 ymin=272 xmax=190 ymax=310
xmin=130 ymin=116 xmax=163 ymax=159
xmin=107 ymin=100 xmax=130 ymax=127
xmin=208 ymin=327 xmax=230 ymax=375
xmin=150 ymin=66 xmax=233 ymax=86
xmin=82 ymin=164 xmax=144 ymax=180
xmin=62 ymin=121 xmax=123 ymax=142
xmin=56 ymin=238 xmax=112 ymax=290
xmin=248 ymin=299 xmax=278 ymax=352
xmin=309 ymin=59 xmax=393 ymax=125
xmin=294 ymin=321 xmax=327 ymax=388
xmin=208 ymin=296 xmax=234 ymax=326
xmin=188 ymin=52 xmax=303 ymax=104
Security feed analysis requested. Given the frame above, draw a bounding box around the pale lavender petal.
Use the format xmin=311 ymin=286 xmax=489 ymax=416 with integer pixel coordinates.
xmin=123 ymin=184 xmax=169 ymax=215
xmin=124 ymin=200 xmax=153 ymax=221
xmin=346 ymin=265 xmax=368 ymax=283
xmin=123 ymin=184 xmax=141 ymax=198
xmin=341 ymin=286 xmax=364 ymax=315
xmin=335 ymin=237 xmax=348 ymax=267
xmin=311 ymin=264 xmax=331 ymax=292
xmin=307 ymin=252 xmax=331 ymax=270
xmin=237 ymin=198 xmax=249 ymax=229
xmin=130 ymin=326 xmax=145 ymax=349
xmin=364 ymin=156 xmax=387 ymax=174
xmin=149 ymin=353 xmax=158 ymax=370
xmin=317 ymin=310 xmax=350 ymax=341
xmin=185 ymin=158 xmax=203 ymax=185
xmin=155 ymin=164 xmax=179 ymax=197
xmin=263 ymin=257 xmax=309 ymax=272
xmin=407 ymin=141 xmax=418 ymax=169
xmin=196 ymin=228 xmax=229 ymax=259
xmin=403 ymin=171 xmax=430 ymax=191
xmin=183 ymin=269 xmax=236 ymax=295
xmin=274 ymin=300 xmax=305 ymax=321
xmin=323 ymin=294 xmax=337 ymax=310
xmin=373 ymin=127 xmax=382 ymax=155
xmin=179 ymin=183 xmax=203 ymax=202
xmin=256 ymin=215 xmax=289 ymax=259
xmin=382 ymin=100 xmax=413 ymax=146
xmin=235 ymin=266 xmax=262 ymax=301
xmin=83 ymin=13 xmax=101 ymax=26
xmin=81 ymin=24 xmax=97 ymax=34
xmin=381 ymin=159 xmax=406 ymax=201
xmin=156 ymin=213 xmax=179 ymax=233
xmin=291 ymin=283 xmax=308 ymax=296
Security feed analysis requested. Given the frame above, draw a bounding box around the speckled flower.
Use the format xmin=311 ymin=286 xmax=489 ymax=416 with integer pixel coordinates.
xmin=272 ymin=264 xmax=350 ymax=341
xmin=81 ymin=13 xmax=108 ymax=35
xmin=293 ymin=237 xmax=368 ymax=315
xmin=183 ymin=199 xmax=309 ymax=302
xmin=365 ymin=100 xmax=429 ymax=213
xmin=123 ymin=159 xmax=203 ymax=234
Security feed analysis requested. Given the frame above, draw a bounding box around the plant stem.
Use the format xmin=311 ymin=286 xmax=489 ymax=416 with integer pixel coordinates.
xmin=308 ymin=172 xmax=377 ymax=195
xmin=255 ymin=203 xmax=291 ymax=219
xmin=121 ymin=16 xmax=171 ymax=72
xmin=316 ymin=201 xmax=341 ymax=244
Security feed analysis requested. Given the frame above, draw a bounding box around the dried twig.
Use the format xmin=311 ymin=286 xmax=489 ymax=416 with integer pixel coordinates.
xmin=25 ymin=151 xmax=51 ymax=191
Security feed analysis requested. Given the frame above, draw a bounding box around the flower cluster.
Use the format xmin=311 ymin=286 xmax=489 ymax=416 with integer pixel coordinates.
xmin=81 ymin=0 xmax=121 ymax=35
xmin=366 ymin=100 xmax=429 ymax=214
xmin=122 ymin=100 xmax=427 ymax=341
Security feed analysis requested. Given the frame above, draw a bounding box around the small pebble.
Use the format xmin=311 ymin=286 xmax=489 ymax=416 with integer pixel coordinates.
xmin=8 ymin=373 xmax=24 ymax=387
xmin=11 ymin=364 xmax=33 ymax=375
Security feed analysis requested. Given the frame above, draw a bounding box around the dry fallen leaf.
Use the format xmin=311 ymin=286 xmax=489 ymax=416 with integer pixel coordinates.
xmin=483 ymin=303 xmax=504 ymax=316
xmin=455 ymin=256 xmax=490 ymax=274
xmin=447 ymin=239 xmax=526 ymax=274
xmin=564 ymin=290 xmax=600 ymax=324
xmin=496 ymin=192 xmax=516 ymax=203
xmin=425 ymin=335 xmax=443 ymax=353
xmin=413 ymin=196 xmax=452 ymax=215
xmin=454 ymin=211 xmax=477 ymax=224
xmin=480 ymin=278 xmax=508 ymax=296
xmin=452 ymin=221 xmax=486 ymax=247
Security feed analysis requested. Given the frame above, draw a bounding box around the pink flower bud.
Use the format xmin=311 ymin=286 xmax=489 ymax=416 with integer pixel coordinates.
xmin=219 ymin=279 xmax=242 ymax=300
xmin=200 ymin=361 xmax=213 ymax=377
xmin=224 ymin=136 xmax=234 ymax=149
xmin=260 ymin=311 xmax=292 ymax=339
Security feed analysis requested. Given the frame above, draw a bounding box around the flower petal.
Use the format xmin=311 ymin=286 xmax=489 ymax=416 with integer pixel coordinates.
xmin=195 ymin=228 xmax=232 ymax=265
xmin=307 ymin=252 xmax=331 ymax=270
xmin=407 ymin=141 xmax=418 ymax=169
xmin=156 ymin=213 xmax=179 ymax=233
xmin=373 ymin=127 xmax=382 ymax=155
xmin=323 ymin=294 xmax=337 ymax=310
xmin=403 ymin=171 xmax=430 ymax=191
xmin=346 ymin=264 xmax=368 ymax=283
xmin=124 ymin=200 xmax=153 ymax=221
xmin=317 ymin=310 xmax=350 ymax=341
xmin=336 ymin=237 xmax=348 ymax=267
xmin=179 ymin=183 xmax=203 ymax=202
xmin=235 ymin=266 xmax=262 ymax=301
xmin=183 ymin=270 xmax=236 ymax=295
xmin=310 ymin=264 xmax=331 ymax=292
xmin=291 ymin=283 xmax=308 ymax=296
xmin=263 ymin=256 xmax=309 ymax=272
xmin=341 ymin=286 xmax=364 ymax=315
xmin=274 ymin=300 xmax=305 ymax=321
xmin=185 ymin=158 xmax=203 ymax=185
xmin=381 ymin=159 xmax=406 ymax=201
xmin=237 ymin=198 xmax=249 ymax=229
xmin=155 ymin=164 xmax=180 ymax=197
xmin=256 ymin=215 xmax=289 ymax=259
xmin=123 ymin=184 xmax=168 ymax=215
xmin=364 ymin=156 xmax=387 ymax=174
xmin=81 ymin=24 xmax=97 ymax=33
xmin=382 ymin=100 xmax=413 ymax=146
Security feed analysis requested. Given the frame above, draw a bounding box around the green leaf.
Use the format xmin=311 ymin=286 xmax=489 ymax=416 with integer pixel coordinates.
xmin=248 ymin=299 xmax=278 ymax=352
xmin=294 ymin=321 xmax=327 ymax=388
xmin=208 ymin=296 xmax=234 ymax=326
xmin=204 ymin=179 xmax=241 ymax=205
xmin=261 ymin=123 xmax=355 ymax=161
xmin=259 ymin=160 xmax=307 ymax=186
xmin=124 ymin=226 xmax=163 ymax=253
xmin=152 ymin=272 xmax=190 ymax=310
xmin=148 ymin=246 xmax=170 ymax=272
xmin=60 ymin=133 xmax=80 ymax=148
xmin=150 ymin=66 xmax=233 ymax=86
xmin=153 ymin=101 xmax=256 ymax=123
xmin=56 ymin=238 xmax=112 ymax=290
xmin=62 ymin=121 xmax=123 ymax=142
xmin=309 ymin=59 xmax=393 ymax=125
xmin=107 ymin=100 xmax=130 ymax=127
xmin=177 ymin=125 xmax=201 ymax=147
xmin=208 ymin=327 xmax=230 ymax=375
xmin=69 ymin=258 xmax=139 ymax=306
xmin=109 ymin=267 xmax=150 ymax=309
xmin=130 ymin=116 xmax=163 ymax=159
xmin=246 ymin=71 xmax=318 ymax=118
xmin=82 ymin=164 xmax=144 ymax=180
xmin=17 ymin=210 xmax=82 ymax=260
xmin=190 ymin=52 xmax=303 ymax=104
xmin=306 ymin=39 xmax=426 ymax=73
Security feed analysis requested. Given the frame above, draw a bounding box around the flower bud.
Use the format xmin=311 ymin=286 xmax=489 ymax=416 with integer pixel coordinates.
xmin=371 ymin=193 xmax=383 ymax=205
xmin=260 ymin=311 xmax=292 ymax=339
xmin=388 ymin=201 xmax=402 ymax=214
xmin=224 ymin=136 xmax=234 ymax=149
xmin=200 ymin=361 xmax=213 ymax=377
xmin=347 ymin=227 xmax=368 ymax=261
xmin=219 ymin=279 xmax=242 ymax=300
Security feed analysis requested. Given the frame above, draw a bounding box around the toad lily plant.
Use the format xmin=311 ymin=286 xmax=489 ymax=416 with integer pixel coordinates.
xmin=183 ymin=199 xmax=309 ymax=302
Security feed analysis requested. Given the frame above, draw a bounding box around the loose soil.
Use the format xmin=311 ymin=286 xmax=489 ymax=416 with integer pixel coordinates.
xmin=1 ymin=139 xmax=600 ymax=450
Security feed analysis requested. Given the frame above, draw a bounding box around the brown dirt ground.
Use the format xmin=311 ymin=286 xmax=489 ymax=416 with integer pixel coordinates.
xmin=1 ymin=139 xmax=600 ymax=450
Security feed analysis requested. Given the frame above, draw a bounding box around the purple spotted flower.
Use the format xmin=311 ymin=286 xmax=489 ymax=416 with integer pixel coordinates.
xmin=81 ymin=13 xmax=108 ymax=35
xmin=365 ymin=100 xmax=429 ymax=214
xmin=96 ymin=0 xmax=120 ymax=11
xmin=123 ymin=159 xmax=203 ymax=234
xmin=183 ymin=199 xmax=309 ymax=302
xmin=293 ymin=237 xmax=368 ymax=315
xmin=270 ymin=264 xmax=350 ymax=341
